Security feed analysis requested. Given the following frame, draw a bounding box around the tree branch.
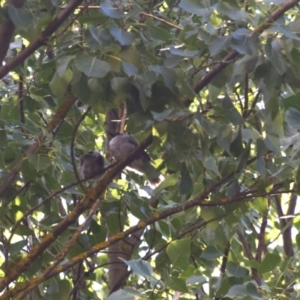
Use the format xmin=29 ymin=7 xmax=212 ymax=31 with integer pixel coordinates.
xmin=6 ymin=215 xmax=219 ymax=299
xmin=0 ymin=135 xmax=153 ymax=293
xmin=236 ymin=228 xmax=261 ymax=286
xmin=0 ymin=91 xmax=77 ymax=200
xmin=0 ymin=0 xmax=26 ymax=64
xmin=1 ymin=172 xmax=290 ymax=297
xmin=14 ymin=196 xmax=103 ymax=300
xmin=0 ymin=0 xmax=84 ymax=79
xmin=194 ymin=0 xmax=300 ymax=93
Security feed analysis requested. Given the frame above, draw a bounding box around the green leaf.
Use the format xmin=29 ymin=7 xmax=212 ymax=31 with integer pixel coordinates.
xmin=90 ymin=219 xmax=107 ymax=245
xmin=57 ymin=280 xmax=71 ymax=299
xmin=282 ymin=93 xmax=300 ymax=111
xmin=25 ymin=258 xmax=42 ymax=278
xmin=285 ymin=108 xmax=300 ymax=129
xmin=256 ymin=138 xmax=269 ymax=157
xmin=56 ymin=55 xmax=74 ymax=77
xmin=146 ymin=18 xmax=173 ymax=41
xmin=271 ymin=22 xmax=300 ymax=41
xmin=1 ymin=101 xmax=19 ymax=121
xmin=200 ymin=245 xmax=222 ymax=260
xmin=0 ymin=207 xmax=9 ymax=223
xmin=231 ymin=28 xmax=258 ymax=55
xmin=125 ymin=195 xmax=151 ymax=220
xmin=231 ymin=55 xmax=258 ymax=87
xmin=122 ymin=61 xmax=138 ymax=76
xmin=235 ymin=141 xmax=251 ymax=173
xmin=86 ymin=25 xmax=101 ymax=46
xmin=170 ymin=47 xmax=199 ymax=57
xmin=203 ymin=155 xmax=220 ymax=176
xmin=8 ymin=7 xmax=33 ymax=28
xmin=74 ymin=53 xmax=111 ymax=78
xmin=120 ymin=259 xmax=153 ymax=278
xmin=215 ymin=2 xmax=249 ymax=21
xmin=0 ymin=128 xmax=7 ymax=147
xmin=153 ymin=174 xmax=178 ymax=196
xmin=246 ymin=282 xmax=263 ymax=299
xmin=253 ymin=197 xmax=268 ymax=215
xmin=164 ymin=55 xmax=182 ymax=68
xmin=109 ymin=24 xmax=134 ymax=46
xmin=264 ymin=0 xmax=287 ymax=3
xmin=107 ymin=289 xmax=137 ymax=300
xmin=10 ymin=240 xmax=27 ymax=256
xmin=168 ymin=277 xmax=189 ymax=293
xmin=258 ymin=253 xmax=281 ymax=273
xmin=28 ymin=154 xmax=51 ymax=171
xmin=226 ymin=284 xmax=248 ymax=298
xmin=295 ymin=166 xmax=300 ymax=195
xmin=222 ymin=95 xmax=244 ymax=125
xmin=55 ymin=121 xmax=74 ymax=144
xmin=227 ymin=261 xmax=249 ymax=277
xmin=230 ymin=129 xmax=243 ymax=157
xmin=166 ymin=239 xmax=190 ymax=271
xmin=24 ymin=95 xmax=41 ymax=112
xmin=49 ymin=70 xmax=72 ymax=99
xmin=209 ymin=35 xmax=231 ymax=56
xmin=179 ymin=162 xmax=193 ymax=195
xmin=179 ymin=0 xmax=211 ymax=16
xmin=144 ymin=228 xmax=163 ymax=248
xmin=100 ymin=0 xmax=124 ymax=19
xmin=152 ymin=65 xmax=177 ymax=89
xmin=296 ymin=233 xmax=300 ymax=250
xmin=186 ymin=275 xmax=206 ymax=285
xmin=21 ymin=159 xmax=38 ymax=181
xmin=265 ymin=40 xmax=287 ymax=75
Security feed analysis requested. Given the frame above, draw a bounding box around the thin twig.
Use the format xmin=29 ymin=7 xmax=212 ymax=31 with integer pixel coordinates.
xmin=15 ymin=196 xmax=102 ymax=299
xmin=70 ymin=106 xmax=91 ymax=193
xmin=0 ymin=0 xmax=84 ymax=79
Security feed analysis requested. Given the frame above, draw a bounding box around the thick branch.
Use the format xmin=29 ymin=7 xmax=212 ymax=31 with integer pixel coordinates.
xmin=283 ymin=193 xmax=297 ymax=257
xmin=4 ymin=215 xmax=218 ymax=299
xmin=0 ymin=0 xmax=84 ymax=79
xmin=0 ymin=92 xmax=77 ymax=199
xmin=0 ymin=0 xmax=26 ymax=64
xmin=0 ymin=135 xmax=153 ymax=292
xmin=194 ymin=0 xmax=300 ymax=93
xmin=14 ymin=196 xmax=103 ymax=300
xmin=1 ymin=177 xmax=289 ymax=297
xmin=236 ymin=228 xmax=261 ymax=286
xmin=0 ymin=19 xmax=15 ymax=65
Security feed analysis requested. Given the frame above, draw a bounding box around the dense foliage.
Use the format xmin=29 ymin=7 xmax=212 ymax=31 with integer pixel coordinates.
xmin=1 ymin=0 xmax=300 ymax=299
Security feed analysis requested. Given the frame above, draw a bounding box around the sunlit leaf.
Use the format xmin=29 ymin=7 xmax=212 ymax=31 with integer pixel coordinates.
xmin=258 ymin=253 xmax=281 ymax=273
xmin=166 ymin=239 xmax=190 ymax=270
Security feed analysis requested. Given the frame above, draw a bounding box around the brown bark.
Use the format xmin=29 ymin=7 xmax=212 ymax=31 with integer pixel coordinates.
xmin=0 ymin=0 xmax=84 ymax=79
xmin=0 ymin=0 xmax=26 ymax=65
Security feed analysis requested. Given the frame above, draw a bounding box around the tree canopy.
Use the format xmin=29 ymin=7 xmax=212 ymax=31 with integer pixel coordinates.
xmin=1 ymin=0 xmax=300 ymax=299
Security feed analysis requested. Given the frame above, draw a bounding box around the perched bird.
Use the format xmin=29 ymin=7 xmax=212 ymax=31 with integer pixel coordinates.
xmin=109 ymin=133 xmax=161 ymax=184
xmin=79 ymin=151 xmax=105 ymax=180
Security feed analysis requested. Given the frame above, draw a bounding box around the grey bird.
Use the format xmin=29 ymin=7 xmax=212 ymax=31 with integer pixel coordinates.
xmin=79 ymin=151 xmax=105 ymax=180
xmin=109 ymin=133 xmax=161 ymax=184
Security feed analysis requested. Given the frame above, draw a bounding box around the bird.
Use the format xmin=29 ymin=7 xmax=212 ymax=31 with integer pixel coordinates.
xmin=108 ymin=133 xmax=161 ymax=185
xmin=79 ymin=151 xmax=105 ymax=180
